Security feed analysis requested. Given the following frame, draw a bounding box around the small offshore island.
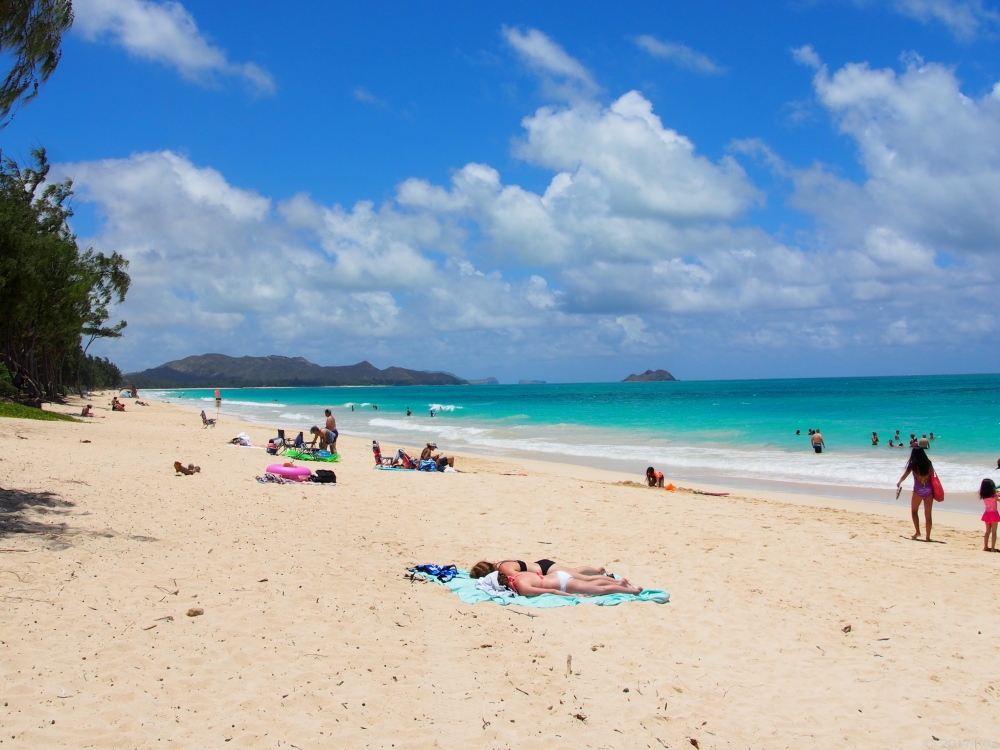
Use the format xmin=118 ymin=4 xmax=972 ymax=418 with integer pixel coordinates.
xmin=621 ymin=369 xmax=677 ymax=382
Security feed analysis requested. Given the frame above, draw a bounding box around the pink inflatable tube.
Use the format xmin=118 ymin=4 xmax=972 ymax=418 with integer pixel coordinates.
xmin=266 ymin=464 xmax=311 ymax=481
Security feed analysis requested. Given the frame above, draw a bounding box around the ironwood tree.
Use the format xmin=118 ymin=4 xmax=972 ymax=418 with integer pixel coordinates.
xmin=0 ymin=148 xmax=129 ymax=394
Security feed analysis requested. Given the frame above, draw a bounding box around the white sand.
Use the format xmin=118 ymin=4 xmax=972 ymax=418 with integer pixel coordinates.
xmin=1 ymin=396 xmax=998 ymax=748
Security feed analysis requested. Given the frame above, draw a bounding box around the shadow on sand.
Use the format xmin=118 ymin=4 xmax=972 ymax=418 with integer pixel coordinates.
xmin=0 ymin=485 xmax=75 ymax=544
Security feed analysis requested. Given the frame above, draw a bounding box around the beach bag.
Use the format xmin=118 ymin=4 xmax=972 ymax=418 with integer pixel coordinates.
xmin=932 ymin=472 xmax=944 ymax=502
xmin=419 ymin=460 xmax=438 ymax=472
xmin=311 ymin=469 xmax=336 ymax=484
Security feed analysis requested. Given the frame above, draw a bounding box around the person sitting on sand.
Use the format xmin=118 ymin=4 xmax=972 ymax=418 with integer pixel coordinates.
xmin=111 ymin=397 xmax=125 ymax=412
xmin=420 ymin=442 xmax=455 ymax=468
xmin=896 ymin=447 xmax=937 ymax=542
xmin=391 ymin=448 xmax=417 ymax=469
xmin=81 ymin=404 xmax=94 ymax=417
xmin=646 ymin=466 xmax=665 ymax=487
xmin=470 ymin=559 xmax=611 ymax=583
xmin=497 ymin=566 xmax=642 ymax=597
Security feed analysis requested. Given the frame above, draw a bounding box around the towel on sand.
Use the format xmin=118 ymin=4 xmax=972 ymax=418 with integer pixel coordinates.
xmin=416 ymin=570 xmax=669 ymax=608
xmin=475 ymin=571 xmax=514 ymax=598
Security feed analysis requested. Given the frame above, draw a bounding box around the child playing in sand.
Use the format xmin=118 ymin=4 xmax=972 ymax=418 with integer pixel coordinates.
xmin=980 ymin=479 xmax=999 ymax=552
xmin=646 ymin=466 xmax=664 ymax=487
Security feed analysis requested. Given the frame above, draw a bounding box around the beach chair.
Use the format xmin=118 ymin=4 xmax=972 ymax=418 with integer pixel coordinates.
xmin=372 ymin=440 xmax=394 ymax=467
xmin=200 ymin=410 xmax=216 ymax=428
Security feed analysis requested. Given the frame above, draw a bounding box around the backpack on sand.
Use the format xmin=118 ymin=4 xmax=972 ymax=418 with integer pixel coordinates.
xmin=311 ymin=469 xmax=337 ymax=484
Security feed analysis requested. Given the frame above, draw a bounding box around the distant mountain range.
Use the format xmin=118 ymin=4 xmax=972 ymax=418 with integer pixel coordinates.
xmin=467 ymin=377 xmax=499 ymax=385
xmin=621 ymin=369 xmax=677 ymax=382
xmin=125 ymin=354 xmax=467 ymax=388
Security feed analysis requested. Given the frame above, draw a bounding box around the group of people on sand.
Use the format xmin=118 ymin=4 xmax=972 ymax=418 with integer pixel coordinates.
xmin=383 ymin=442 xmax=455 ymax=470
xmin=307 ymin=409 xmax=339 ymax=454
xmin=470 ymin=558 xmax=642 ymax=597
xmin=896 ymin=446 xmax=1000 ymax=552
xmin=876 ymin=430 xmax=935 ymax=449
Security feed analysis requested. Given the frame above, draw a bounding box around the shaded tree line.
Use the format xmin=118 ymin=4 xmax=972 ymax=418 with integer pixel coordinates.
xmin=0 ymin=148 xmax=130 ymax=398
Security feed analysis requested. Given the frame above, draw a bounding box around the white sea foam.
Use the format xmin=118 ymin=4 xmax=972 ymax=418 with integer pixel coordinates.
xmin=198 ymin=397 xmax=286 ymax=407
xmin=153 ymin=390 xmax=988 ymax=500
xmin=366 ymin=418 xmax=986 ymax=495
xmin=428 ymin=404 xmax=460 ymax=412
xmin=280 ymin=413 xmax=314 ymax=421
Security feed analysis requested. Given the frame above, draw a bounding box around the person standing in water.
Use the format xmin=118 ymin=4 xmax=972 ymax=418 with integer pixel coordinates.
xmin=406 ymin=407 xmax=412 ymax=417
xmin=871 ymin=432 xmax=879 ymax=446
xmin=896 ymin=447 xmax=937 ymax=542
xmin=811 ymin=430 xmax=826 ymax=453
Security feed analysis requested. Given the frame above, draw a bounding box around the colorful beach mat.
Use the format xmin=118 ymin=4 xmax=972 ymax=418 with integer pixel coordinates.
xmin=410 ymin=570 xmax=669 ymax=608
xmin=283 ymin=449 xmax=339 ymax=462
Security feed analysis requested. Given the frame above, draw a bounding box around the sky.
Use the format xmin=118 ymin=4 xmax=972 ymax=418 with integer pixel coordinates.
xmin=5 ymin=0 xmax=1000 ymax=382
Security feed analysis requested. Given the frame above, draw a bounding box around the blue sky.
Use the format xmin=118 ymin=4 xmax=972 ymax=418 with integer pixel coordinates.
xmin=6 ymin=0 xmax=1000 ymax=381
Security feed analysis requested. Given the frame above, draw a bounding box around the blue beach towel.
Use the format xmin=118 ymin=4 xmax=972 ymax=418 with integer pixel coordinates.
xmin=407 ymin=564 xmax=458 ymax=583
xmin=410 ymin=570 xmax=669 ymax=608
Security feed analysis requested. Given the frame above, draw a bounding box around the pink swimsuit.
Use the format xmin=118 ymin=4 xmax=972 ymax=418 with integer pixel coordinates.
xmin=983 ymin=494 xmax=1000 ymax=524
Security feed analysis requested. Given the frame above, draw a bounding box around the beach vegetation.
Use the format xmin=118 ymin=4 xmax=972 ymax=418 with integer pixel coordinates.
xmin=0 ymin=147 xmax=130 ymax=398
xmin=0 ymin=0 xmax=73 ymax=126
xmin=0 ymin=400 xmax=77 ymax=421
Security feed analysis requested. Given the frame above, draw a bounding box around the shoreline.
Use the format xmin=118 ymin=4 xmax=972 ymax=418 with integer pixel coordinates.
xmin=126 ymin=393 xmax=985 ymax=531
xmin=152 ymin=391 xmax=986 ymax=524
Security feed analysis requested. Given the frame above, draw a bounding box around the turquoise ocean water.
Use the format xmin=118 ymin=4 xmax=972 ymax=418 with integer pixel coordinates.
xmin=151 ymin=374 xmax=1000 ymax=512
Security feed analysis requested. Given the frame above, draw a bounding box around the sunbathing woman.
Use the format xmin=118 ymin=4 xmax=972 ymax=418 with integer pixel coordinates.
xmin=497 ymin=567 xmax=642 ymax=597
xmin=470 ymin=559 xmax=616 ymax=584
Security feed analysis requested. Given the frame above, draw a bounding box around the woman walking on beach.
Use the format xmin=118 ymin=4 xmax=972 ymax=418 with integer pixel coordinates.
xmin=896 ymin=447 xmax=936 ymax=542
xmin=980 ymin=479 xmax=999 ymax=552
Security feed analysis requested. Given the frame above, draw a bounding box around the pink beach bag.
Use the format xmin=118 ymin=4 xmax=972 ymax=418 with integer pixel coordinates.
xmin=931 ymin=472 xmax=944 ymax=503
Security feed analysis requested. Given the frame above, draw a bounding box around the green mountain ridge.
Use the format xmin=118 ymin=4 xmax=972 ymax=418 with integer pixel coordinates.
xmin=125 ymin=354 xmax=467 ymax=388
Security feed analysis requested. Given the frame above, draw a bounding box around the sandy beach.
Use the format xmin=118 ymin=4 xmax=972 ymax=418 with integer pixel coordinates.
xmin=2 ymin=396 xmax=999 ymax=748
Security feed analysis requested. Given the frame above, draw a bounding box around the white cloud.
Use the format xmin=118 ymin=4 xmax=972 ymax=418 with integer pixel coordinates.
xmin=792 ymin=45 xmax=823 ymax=70
xmin=890 ymin=0 xmax=1000 ymax=40
xmin=59 ymin=33 xmax=1000 ymax=376
xmin=634 ymin=35 xmax=724 ymax=74
xmin=352 ymin=87 xmax=389 ymax=108
xmin=73 ymin=0 xmax=275 ymax=94
xmin=502 ymin=26 xmax=599 ymax=100
xmin=792 ymin=55 xmax=1000 ymax=254
xmin=515 ymin=91 xmax=761 ymax=222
